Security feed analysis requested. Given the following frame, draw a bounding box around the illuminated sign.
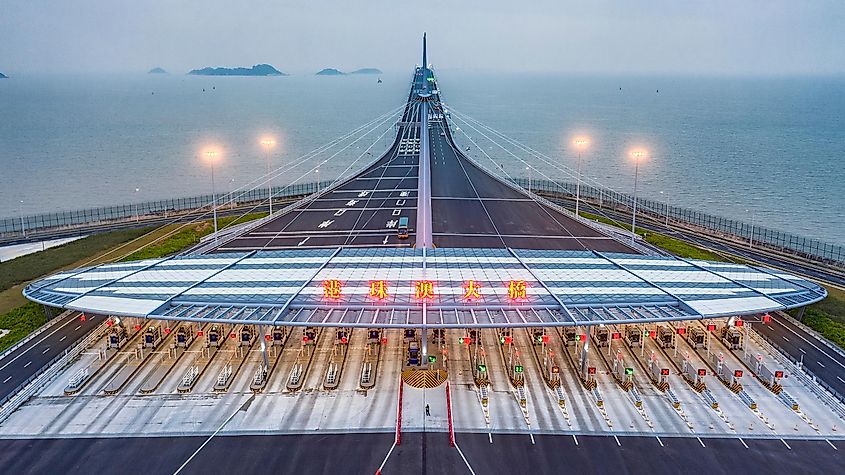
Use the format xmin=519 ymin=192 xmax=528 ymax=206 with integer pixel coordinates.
xmin=624 ymin=367 xmax=634 ymax=375
xmin=507 ymin=280 xmax=528 ymax=300
xmin=734 ymin=370 xmax=743 ymax=378
xmin=735 ymin=320 xmax=744 ymax=327
xmin=80 ymin=314 xmax=86 ymax=321
xmin=697 ymin=369 xmax=707 ymax=376
xmin=612 ymin=332 xmax=621 ymax=340
xmin=369 ymin=280 xmax=389 ymax=300
xmin=677 ymin=327 xmax=686 ymax=335
xmin=648 ymin=330 xmax=656 ymax=338
xmin=323 ymin=279 xmax=342 ymax=300
xmin=762 ymin=314 xmax=771 ymax=324
xmin=415 ymin=280 xmax=435 ymax=300
xmin=707 ymin=324 xmax=717 ymax=331
xmin=774 ymin=370 xmax=784 ymax=378
xmin=197 ymin=331 xmax=203 ymax=337
xmin=551 ymin=366 xmax=560 ymax=374
xmin=587 ymin=367 xmax=597 ymax=375
xmin=463 ymin=280 xmax=482 ymax=300
xmin=660 ymin=368 xmax=670 ymax=376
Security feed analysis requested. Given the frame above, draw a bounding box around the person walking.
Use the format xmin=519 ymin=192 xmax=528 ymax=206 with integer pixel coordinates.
xmin=425 ymin=404 xmax=430 ymax=417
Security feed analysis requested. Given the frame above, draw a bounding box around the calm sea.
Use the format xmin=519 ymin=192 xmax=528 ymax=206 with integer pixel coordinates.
xmin=1 ymin=72 xmax=843 ymax=245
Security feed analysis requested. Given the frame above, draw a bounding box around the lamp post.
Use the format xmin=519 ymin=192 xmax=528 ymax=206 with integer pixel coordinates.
xmin=133 ymin=188 xmax=140 ymax=222
xmin=205 ymin=150 xmax=219 ymax=244
xmin=19 ymin=200 xmax=25 ymax=238
xmin=746 ymin=209 xmax=755 ymax=249
xmin=315 ymin=168 xmax=320 ymax=193
xmin=573 ymin=137 xmax=589 ymax=218
xmin=526 ymin=166 xmax=532 ymax=193
xmin=630 ymin=150 xmax=647 ymax=245
xmin=260 ymin=138 xmax=276 ymax=215
xmin=229 ymin=178 xmax=236 ymax=208
xmin=660 ymin=190 xmax=670 ymax=226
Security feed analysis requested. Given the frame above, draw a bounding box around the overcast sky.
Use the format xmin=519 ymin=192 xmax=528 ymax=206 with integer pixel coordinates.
xmin=2 ymin=0 xmax=843 ymax=75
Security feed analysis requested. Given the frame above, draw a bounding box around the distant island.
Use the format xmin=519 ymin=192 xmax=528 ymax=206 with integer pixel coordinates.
xmin=316 ymin=68 xmax=345 ymax=76
xmin=188 ymin=64 xmax=286 ymax=76
xmin=315 ymin=67 xmax=383 ymax=76
xmin=148 ymin=67 xmax=168 ymax=74
xmin=350 ymin=68 xmax=382 ymax=75
xmin=0 ymin=73 xmax=7 ymax=79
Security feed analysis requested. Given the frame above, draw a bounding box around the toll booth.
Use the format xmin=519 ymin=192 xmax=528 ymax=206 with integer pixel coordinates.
xmin=468 ymin=329 xmax=481 ymax=345
xmin=403 ymin=329 xmax=416 ymax=342
xmin=407 ymin=341 xmax=421 ymax=366
xmin=271 ymin=327 xmax=286 ymax=345
xmin=721 ymin=327 xmax=743 ymax=350
xmin=531 ymin=329 xmax=544 ymax=346
xmin=175 ymin=325 xmax=194 ymax=347
xmin=624 ymin=326 xmax=642 ymax=347
xmin=367 ymin=328 xmax=381 ymax=345
xmin=207 ymin=325 xmax=223 ymax=347
xmin=240 ymin=326 xmax=256 ymax=346
xmin=144 ymin=326 xmax=162 ymax=348
xmin=562 ymin=327 xmax=577 ymax=346
xmin=594 ymin=327 xmax=609 ymax=347
xmin=303 ymin=326 xmax=318 ymax=346
xmin=687 ymin=327 xmax=707 ymax=349
xmin=657 ymin=326 xmax=674 ymax=348
xmin=108 ymin=326 xmax=128 ymax=349
xmin=336 ymin=329 xmax=349 ymax=344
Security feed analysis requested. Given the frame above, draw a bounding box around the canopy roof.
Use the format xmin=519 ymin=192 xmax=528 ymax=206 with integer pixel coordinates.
xmin=23 ymin=248 xmax=826 ymax=328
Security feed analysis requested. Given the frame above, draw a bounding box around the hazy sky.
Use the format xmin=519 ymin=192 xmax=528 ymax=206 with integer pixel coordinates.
xmin=2 ymin=0 xmax=843 ymax=75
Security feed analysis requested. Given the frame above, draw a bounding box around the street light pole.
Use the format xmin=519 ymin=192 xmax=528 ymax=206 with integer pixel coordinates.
xmin=660 ymin=190 xmax=670 ymax=226
xmin=746 ymin=209 xmax=755 ymax=249
xmin=206 ymin=151 xmax=219 ymax=244
xmin=133 ymin=188 xmax=140 ymax=222
xmin=19 ymin=200 xmax=26 ymax=238
xmin=573 ymin=137 xmax=589 ymax=218
xmin=261 ymin=138 xmax=275 ymax=216
xmin=630 ymin=150 xmax=647 ymax=245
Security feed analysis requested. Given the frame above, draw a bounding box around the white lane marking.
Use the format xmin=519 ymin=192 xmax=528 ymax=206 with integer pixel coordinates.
xmin=572 ymin=434 xmax=578 ymax=446
xmin=799 ymin=348 xmax=806 ymax=354
xmin=488 ymin=433 xmax=493 ymax=444
xmin=383 ymin=236 xmax=389 ymax=245
xmin=173 ymin=395 xmax=252 ymax=474
xmin=345 ymin=200 xmax=359 ymax=206
xmin=656 ymin=436 xmax=664 ymax=447
xmin=23 ymin=361 xmax=32 ymax=368
xmin=818 ymin=361 xmax=826 ymax=368
xmin=614 ymin=435 xmax=621 ymax=447
xmin=317 ymin=220 xmax=334 ymax=229
xmin=782 ymin=336 xmax=789 ymax=342
xmin=41 ymin=347 xmax=50 ymax=354
xmin=454 ymin=443 xmax=477 ymax=475
xmin=333 ymin=209 xmax=346 ymax=217
xmin=773 ymin=319 xmax=845 ymax=370
xmin=781 ymin=439 xmax=792 ymax=450
xmin=73 ymin=325 xmax=81 ymax=331
xmin=826 ymin=439 xmax=838 ymax=450
xmin=385 ymin=220 xmax=398 ymax=228
xmin=297 ymin=237 xmax=310 ymax=246
xmin=529 ymin=433 xmax=535 ymax=445
xmin=2 ymin=376 xmax=11 ymax=383
xmin=357 ymin=191 xmax=370 ymax=197
xmin=59 ymin=336 xmax=66 ymax=342
xmin=0 ymin=313 xmax=80 ymax=371
xmin=400 ymin=191 xmax=409 ymax=197
xmin=739 ymin=438 xmax=749 ymax=449
xmin=392 ymin=209 xmax=401 ymax=216
xmin=837 ymin=376 xmax=845 ymax=384
xmin=697 ymin=437 xmax=706 ymax=448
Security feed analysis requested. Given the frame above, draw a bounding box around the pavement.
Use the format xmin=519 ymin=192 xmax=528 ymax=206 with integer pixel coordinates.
xmin=0 ymin=311 xmax=102 ymax=403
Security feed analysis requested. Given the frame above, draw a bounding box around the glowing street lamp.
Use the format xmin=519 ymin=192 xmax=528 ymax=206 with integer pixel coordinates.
xmin=630 ymin=150 xmax=647 ymax=245
xmin=659 ymin=190 xmax=670 ymax=226
xmin=260 ymin=138 xmax=276 ymax=215
xmin=573 ymin=137 xmax=590 ymax=218
xmin=133 ymin=188 xmax=140 ymax=222
xmin=204 ymin=150 xmax=220 ymax=244
xmin=19 ymin=200 xmax=25 ymax=238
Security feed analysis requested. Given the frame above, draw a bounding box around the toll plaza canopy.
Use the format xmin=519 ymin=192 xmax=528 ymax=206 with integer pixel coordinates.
xmin=23 ymin=248 xmax=826 ymax=328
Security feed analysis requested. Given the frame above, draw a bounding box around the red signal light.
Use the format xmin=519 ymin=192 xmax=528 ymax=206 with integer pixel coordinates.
xmin=762 ymin=314 xmax=771 ymax=324
xmin=697 ymin=369 xmax=707 ymax=376
xmin=587 ymin=367 xmax=596 ymax=375
xmin=229 ymin=332 xmax=236 ymax=339
xmin=381 ymin=337 xmax=388 ymax=345
xmin=735 ymin=320 xmax=744 ymax=327
xmin=197 ymin=331 xmax=203 ymax=337
xmin=135 ymin=325 xmax=142 ymax=331
xmin=80 ymin=314 xmax=86 ymax=321
xmin=660 ymin=368 xmax=670 ymax=376
xmin=734 ymin=370 xmax=743 ymax=378
xmin=648 ymin=330 xmax=656 ymax=338
xmin=542 ymin=334 xmax=550 ymax=343
xmin=774 ymin=370 xmax=784 ymax=378
xmin=265 ymin=334 xmax=272 ymax=341
xmin=341 ymin=337 xmax=348 ymax=344
xmin=165 ymin=327 xmax=171 ymax=334
xmin=106 ymin=320 xmax=113 ymax=327
xmin=579 ymin=334 xmax=587 ymax=342
xmin=504 ymin=336 xmax=513 ymax=344
xmin=677 ymin=328 xmax=686 ymax=335
xmin=611 ymin=332 xmax=621 ymax=340
xmin=303 ymin=336 xmax=310 ymax=343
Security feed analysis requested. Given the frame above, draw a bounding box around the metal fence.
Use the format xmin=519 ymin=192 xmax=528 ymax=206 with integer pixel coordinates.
xmin=512 ymin=177 xmax=844 ymax=267
xmin=0 ymin=181 xmax=331 ymax=237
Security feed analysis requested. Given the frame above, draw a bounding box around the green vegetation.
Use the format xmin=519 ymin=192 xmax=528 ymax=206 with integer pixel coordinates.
xmin=579 ymin=211 xmax=726 ymax=261
xmin=801 ymin=308 xmax=845 ymax=349
xmin=0 ymin=228 xmax=151 ymax=293
xmin=120 ymin=213 xmax=266 ymax=261
xmin=0 ymin=302 xmax=51 ymax=352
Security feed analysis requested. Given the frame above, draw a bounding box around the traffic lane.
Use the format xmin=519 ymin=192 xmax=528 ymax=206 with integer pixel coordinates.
xmin=755 ymin=316 xmax=845 ymax=395
xmin=236 ymin=199 xmax=417 ymax=235
xmin=0 ymin=312 xmax=103 ymax=401
xmin=380 ymin=432 xmax=470 ymax=475
xmin=457 ymin=433 xmax=844 ymax=475
xmin=0 ymin=433 xmax=395 ymax=475
xmin=775 ymin=313 xmax=845 ymax=368
xmin=431 ymin=199 xmax=500 ymax=236
xmin=504 ymin=236 xmax=640 ymax=252
xmin=218 ymin=233 xmax=415 ymax=250
xmin=359 ymin=164 xmax=419 ymax=179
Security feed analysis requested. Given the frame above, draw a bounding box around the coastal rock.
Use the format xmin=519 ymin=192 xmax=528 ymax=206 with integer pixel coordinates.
xmin=188 ymin=64 xmax=286 ymax=76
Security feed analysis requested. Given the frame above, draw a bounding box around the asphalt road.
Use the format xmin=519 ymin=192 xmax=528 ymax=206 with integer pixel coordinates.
xmin=0 ymin=311 xmax=103 ymax=403
xmin=755 ymin=313 xmax=845 ymax=397
xmin=0 ymin=432 xmax=839 ymax=474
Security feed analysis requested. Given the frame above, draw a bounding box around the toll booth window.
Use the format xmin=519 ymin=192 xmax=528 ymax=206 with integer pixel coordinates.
xmin=369 ymin=331 xmax=379 ymax=339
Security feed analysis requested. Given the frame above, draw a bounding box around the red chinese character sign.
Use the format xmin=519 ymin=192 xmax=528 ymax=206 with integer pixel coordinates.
xmin=323 ymin=279 xmax=342 ymax=300
xmin=369 ymin=280 xmax=389 ymax=300
xmin=507 ymin=280 xmax=528 ymax=301
xmin=463 ymin=280 xmax=482 ymax=300
xmin=415 ymin=280 xmax=435 ymax=300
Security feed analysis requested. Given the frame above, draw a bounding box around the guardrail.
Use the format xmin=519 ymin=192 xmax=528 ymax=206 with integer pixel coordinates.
xmin=778 ymin=311 xmax=845 ymax=361
xmin=512 ymin=177 xmax=844 ymax=268
xmin=0 ymin=320 xmax=108 ymax=423
xmin=0 ymin=309 xmax=73 ymax=362
xmin=749 ymin=327 xmax=845 ymax=420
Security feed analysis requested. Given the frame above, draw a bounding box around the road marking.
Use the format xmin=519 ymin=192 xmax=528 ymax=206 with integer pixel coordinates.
xmin=837 ymin=376 xmax=845 ymax=384
xmin=383 ymin=236 xmax=389 ymax=245
xmin=799 ymin=348 xmax=806 ymax=354
xmin=572 ymin=434 xmax=578 ymax=446
xmin=656 ymin=436 xmax=664 ymax=447
xmin=781 ymin=439 xmax=791 ymax=450
xmin=23 ymin=361 xmax=32 ymax=368
xmin=59 ymin=336 xmax=66 ymax=342
xmin=296 ymin=237 xmax=311 ymax=246
xmin=333 ymin=209 xmax=346 ymax=217
xmin=392 ymin=209 xmax=401 ymax=216
xmin=614 ymin=435 xmax=621 ymax=447
xmin=529 ymin=433 xmax=535 ymax=445
xmin=2 ymin=376 xmax=11 ymax=383
xmin=826 ymin=439 xmax=838 ymax=450
xmin=73 ymin=325 xmax=81 ymax=331
xmin=738 ymin=438 xmax=749 ymax=449
xmin=773 ymin=319 xmax=845 ymax=370
xmin=317 ymin=220 xmax=334 ymax=229
xmin=697 ymin=437 xmax=706 ymax=448
xmin=488 ymin=433 xmax=493 ymax=444
xmin=782 ymin=336 xmax=789 ymax=342
xmin=817 ymin=361 xmax=826 ymax=368
xmin=41 ymin=347 xmax=50 ymax=354
xmin=173 ymin=394 xmax=254 ymax=474
xmin=0 ymin=313 xmax=81 ymax=372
